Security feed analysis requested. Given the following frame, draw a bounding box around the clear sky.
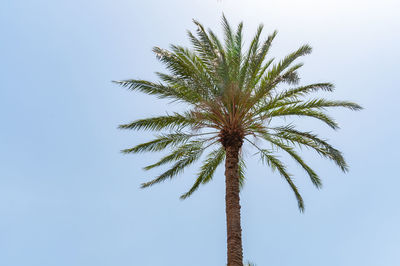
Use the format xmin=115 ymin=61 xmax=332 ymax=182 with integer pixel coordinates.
xmin=1 ymin=0 xmax=399 ymax=265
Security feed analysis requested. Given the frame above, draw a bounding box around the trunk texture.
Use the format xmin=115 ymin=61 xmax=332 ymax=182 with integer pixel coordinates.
xmin=225 ymin=144 xmax=243 ymax=266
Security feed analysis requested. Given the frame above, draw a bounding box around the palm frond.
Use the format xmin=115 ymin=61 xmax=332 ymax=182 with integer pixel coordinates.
xmin=251 ymin=44 xmax=312 ymax=104
xmin=238 ymin=24 xmax=264 ymax=89
xmin=268 ymin=44 xmax=312 ymax=80
xmin=246 ymin=30 xmax=278 ymax=89
xmin=261 ymin=134 xmax=321 ymax=188
xmin=143 ymin=141 xmax=206 ymax=170
xmin=238 ymin=155 xmax=246 ymax=189
xmin=268 ymin=108 xmax=339 ymax=129
xmin=260 ymin=150 xmax=304 ymax=211
xmin=189 ymin=20 xmax=218 ymax=66
xmin=285 ymin=98 xmax=363 ymax=111
xmin=272 ymin=126 xmax=348 ymax=172
xmin=222 ymin=14 xmax=234 ymax=50
xmin=113 ymin=79 xmax=199 ymax=104
xmin=180 ymin=147 xmax=226 ymax=199
xmin=121 ymin=133 xmax=192 ymax=154
xmin=118 ymin=113 xmax=197 ymax=131
xmin=141 ymin=142 xmax=204 ymax=188
xmin=254 ymin=83 xmax=334 ymax=113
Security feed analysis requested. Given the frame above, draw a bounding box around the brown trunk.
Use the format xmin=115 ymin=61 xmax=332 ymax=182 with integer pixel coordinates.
xmin=225 ymin=143 xmax=243 ymax=266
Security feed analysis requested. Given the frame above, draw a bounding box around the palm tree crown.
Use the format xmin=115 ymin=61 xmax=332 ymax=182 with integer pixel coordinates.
xmin=115 ymin=16 xmax=362 ymax=211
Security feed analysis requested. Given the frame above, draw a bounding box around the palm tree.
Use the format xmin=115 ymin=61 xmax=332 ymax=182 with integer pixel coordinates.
xmin=115 ymin=16 xmax=362 ymax=266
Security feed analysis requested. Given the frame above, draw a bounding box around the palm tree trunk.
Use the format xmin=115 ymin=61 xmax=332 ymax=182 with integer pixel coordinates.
xmin=225 ymin=144 xmax=243 ymax=266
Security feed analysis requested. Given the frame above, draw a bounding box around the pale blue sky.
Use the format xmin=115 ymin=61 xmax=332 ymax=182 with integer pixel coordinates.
xmin=1 ymin=0 xmax=399 ymax=265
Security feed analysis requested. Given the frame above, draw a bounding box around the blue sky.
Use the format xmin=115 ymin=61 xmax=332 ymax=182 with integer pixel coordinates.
xmin=1 ymin=0 xmax=399 ymax=265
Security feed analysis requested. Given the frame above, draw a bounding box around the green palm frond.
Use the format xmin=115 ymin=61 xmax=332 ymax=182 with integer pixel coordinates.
xmin=254 ymin=83 xmax=334 ymax=113
xmin=118 ymin=113 xmax=197 ymax=131
xmin=238 ymin=156 xmax=246 ymax=189
xmin=289 ymin=98 xmax=363 ymax=111
xmin=268 ymin=108 xmax=340 ymax=129
xmin=180 ymin=147 xmax=225 ymax=199
xmin=278 ymin=82 xmax=334 ymax=99
xmin=113 ymin=79 xmax=200 ymax=104
xmin=141 ymin=142 xmax=204 ymax=188
xmin=190 ymin=20 xmax=217 ymax=60
xmin=200 ymin=147 xmax=226 ymax=185
xmin=272 ymin=126 xmax=348 ymax=172
xmin=239 ymin=24 xmax=264 ymax=89
xmin=250 ymin=44 xmax=312 ymax=104
xmin=267 ymin=44 xmax=312 ymax=83
xmin=260 ymin=150 xmax=304 ymax=211
xmin=246 ymin=30 xmax=277 ymax=89
xmin=261 ymin=134 xmax=321 ymax=188
xmin=143 ymin=141 xmax=206 ymax=171
xmin=121 ymin=133 xmax=192 ymax=154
